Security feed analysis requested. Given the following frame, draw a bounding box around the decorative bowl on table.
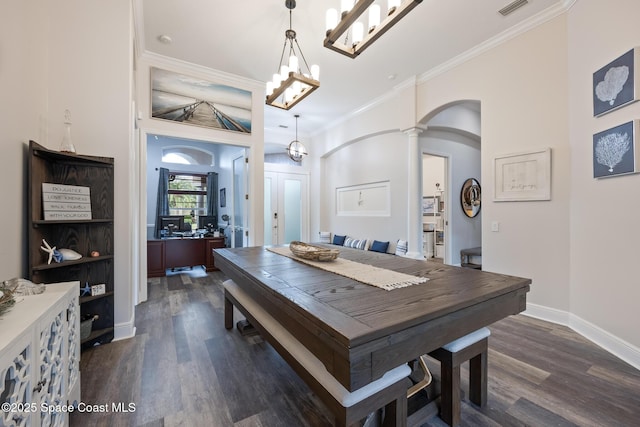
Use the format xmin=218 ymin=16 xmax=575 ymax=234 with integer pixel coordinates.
xmin=289 ymin=241 xmax=339 ymax=262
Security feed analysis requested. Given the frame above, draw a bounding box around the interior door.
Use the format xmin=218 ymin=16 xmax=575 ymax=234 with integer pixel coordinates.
xmin=264 ymin=171 xmax=278 ymax=245
xmin=264 ymin=171 xmax=308 ymax=245
xmin=232 ymin=154 xmax=248 ymax=248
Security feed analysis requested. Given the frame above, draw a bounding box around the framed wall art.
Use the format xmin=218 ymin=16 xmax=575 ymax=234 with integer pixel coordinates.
xmin=336 ymin=181 xmax=391 ymax=217
xmin=151 ymin=67 xmax=252 ymax=133
xmin=494 ymin=148 xmax=551 ymax=201
xmin=593 ymin=47 xmax=640 ymax=117
xmin=422 ymin=196 xmax=440 ymax=215
xmin=220 ymin=188 xmax=226 ymax=207
xmin=593 ymin=120 xmax=640 ymax=178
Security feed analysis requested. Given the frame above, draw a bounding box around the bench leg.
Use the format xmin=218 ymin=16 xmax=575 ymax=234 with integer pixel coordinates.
xmin=382 ymin=393 xmax=408 ymax=427
xmin=224 ymin=296 xmax=233 ymax=330
xmin=439 ymin=359 xmax=461 ymax=427
xmin=468 ymin=348 xmax=488 ymax=407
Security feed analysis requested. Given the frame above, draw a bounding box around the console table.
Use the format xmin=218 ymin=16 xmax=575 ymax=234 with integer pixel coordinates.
xmin=0 ymin=281 xmax=80 ymax=427
xmin=147 ymin=236 xmax=225 ymax=277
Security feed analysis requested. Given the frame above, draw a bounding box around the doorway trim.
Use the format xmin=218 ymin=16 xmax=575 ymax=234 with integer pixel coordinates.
xmin=421 ymin=150 xmax=451 ymax=264
xmin=135 ymin=126 xmax=255 ymax=304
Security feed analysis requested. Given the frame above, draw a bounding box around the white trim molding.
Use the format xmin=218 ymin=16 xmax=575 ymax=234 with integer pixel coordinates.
xmin=524 ymin=303 xmax=640 ymax=371
xmin=114 ymin=315 xmax=137 ymax=341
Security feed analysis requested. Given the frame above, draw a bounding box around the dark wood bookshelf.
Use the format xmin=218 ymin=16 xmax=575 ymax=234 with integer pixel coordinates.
xmin=28 ymin=140 xmax=115 ymax=349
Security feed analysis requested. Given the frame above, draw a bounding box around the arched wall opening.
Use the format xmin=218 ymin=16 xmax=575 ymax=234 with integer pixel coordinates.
xmin=419 ymin=100 xmax=482 ymax=265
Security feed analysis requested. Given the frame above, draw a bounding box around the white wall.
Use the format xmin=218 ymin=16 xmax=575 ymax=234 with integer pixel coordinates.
xmin=323 ymin=132 xmax=409 ymax=247
xmin=416 ymin=16 xmax=572 ymax=314
xmin=0 ymin=1 xmax=48 ymax=280
xmin=567 ymin=0 xmax=640 ymax=351
xmin=1 ymin=0 xmax=135 ymax=339
xmin=48 ymin=0 xmax=134 ymax=339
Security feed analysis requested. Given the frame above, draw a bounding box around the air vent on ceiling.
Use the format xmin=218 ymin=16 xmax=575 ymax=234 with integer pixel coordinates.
xmin=498 ymin=0 xmax=529 ymax=16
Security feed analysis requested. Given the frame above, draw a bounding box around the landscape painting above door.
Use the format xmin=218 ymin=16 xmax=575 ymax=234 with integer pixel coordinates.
xmin=151 ymin=67 xmax=252 ymax=134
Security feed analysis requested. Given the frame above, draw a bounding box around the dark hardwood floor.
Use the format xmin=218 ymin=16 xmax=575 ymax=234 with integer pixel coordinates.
xmin=70 ymin=269 xmax=640 ymax=427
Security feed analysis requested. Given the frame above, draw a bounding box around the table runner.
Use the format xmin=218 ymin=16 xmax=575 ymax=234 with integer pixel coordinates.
xmin=267 ymin=246 xmax=428 ymax=291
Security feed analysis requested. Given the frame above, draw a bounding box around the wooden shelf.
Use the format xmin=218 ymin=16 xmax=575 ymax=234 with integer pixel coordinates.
xmin=33 ymin=219 xmax=113 ymax=226
xmin=80 ymin=291 xmax=114 ymax=304
xmin=32 ymin=146 xmax=113 ymax=166
xmin=81 ymin=327 xmax=114 ymax=345
xmin=32 ymin=255 xmax=113 ymax=271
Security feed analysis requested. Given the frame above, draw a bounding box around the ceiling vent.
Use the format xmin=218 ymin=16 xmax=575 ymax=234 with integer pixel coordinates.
xmin=498 ymin=0 xmax=529 ymax=16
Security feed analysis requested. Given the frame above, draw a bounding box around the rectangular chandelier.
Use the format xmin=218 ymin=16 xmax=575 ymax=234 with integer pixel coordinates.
xmin=266 ymin=72 xmax=320 ymax=110
xmin=266 ymin=0 xmax=320 ymax=111
xmin=324 ymin=0 xmax=423 ymax=59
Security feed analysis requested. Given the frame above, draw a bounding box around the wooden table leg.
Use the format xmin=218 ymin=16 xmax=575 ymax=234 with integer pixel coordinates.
xmin=469 ymin=347 xmax=488 ymax=407
xmin=440 ymin=359 xmax=461 ymax=427
xmin=224 ymin=295 xmax=233 ymax=330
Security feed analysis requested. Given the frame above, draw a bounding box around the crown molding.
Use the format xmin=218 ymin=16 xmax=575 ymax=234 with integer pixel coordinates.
xmin=315 ymin=1 xmax=576 ymax=137
xmin=313 ymin=75 xmax=418 ymax=137
xmin=418 ymin=0 xmax=576 ymax=84
xmin=138 ymin=51 xmax=265 ymax=90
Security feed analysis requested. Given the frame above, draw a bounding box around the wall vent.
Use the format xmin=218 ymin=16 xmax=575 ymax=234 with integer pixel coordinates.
xmin=498 ymin=0 xmax=529 ymax=16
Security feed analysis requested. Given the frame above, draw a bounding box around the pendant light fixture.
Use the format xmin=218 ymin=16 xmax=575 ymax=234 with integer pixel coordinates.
xmin=324 ymin=0 xmax=423 ymax=58
xmin=287 ymin=114 xmax=308 ymax=162
xmin=266 ymin=0 xmax=320 ymax=110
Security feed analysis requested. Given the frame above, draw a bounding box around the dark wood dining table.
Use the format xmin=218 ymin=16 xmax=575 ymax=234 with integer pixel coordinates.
xmin=213 ymin=245 xmax=531 ymax=393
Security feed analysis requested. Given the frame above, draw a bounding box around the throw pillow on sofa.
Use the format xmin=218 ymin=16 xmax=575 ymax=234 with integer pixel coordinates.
xmin=395 ymin=240 xmax=408 ymax=256
xmin=369 ymin=240 xmax=389 ymax=253
xmin=344 ymin=237 xmax=367 ymax=250
xmin=332 ymin=234 xmax=346 ymax=245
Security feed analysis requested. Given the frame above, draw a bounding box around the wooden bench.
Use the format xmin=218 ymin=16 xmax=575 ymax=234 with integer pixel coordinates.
xmin=428 ymin=327 xmax=490 ymax=426
xmin=223 ymin=279 xmax=411 ymax=427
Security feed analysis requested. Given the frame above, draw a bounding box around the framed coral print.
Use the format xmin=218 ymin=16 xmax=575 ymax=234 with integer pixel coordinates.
xmin=593 ymin=48 xmax=640 ymax=117
xmin=593 ymin=120 xmax=640 ymax=178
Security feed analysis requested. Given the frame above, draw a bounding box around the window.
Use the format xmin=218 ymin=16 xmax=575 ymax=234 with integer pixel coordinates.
xmin=162 ymin=147 xmax=214 ymax=166
xmin=168 ymin=173 xmax=208 ymax=230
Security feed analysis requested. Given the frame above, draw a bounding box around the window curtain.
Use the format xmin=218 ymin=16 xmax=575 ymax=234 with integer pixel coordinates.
xmin=207 ymin=172 xmax=219 ymax=222
xmin=154 ymin=167 xmax=170 ymax=238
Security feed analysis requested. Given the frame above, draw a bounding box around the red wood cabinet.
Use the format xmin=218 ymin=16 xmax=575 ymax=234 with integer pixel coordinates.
xmin=147 ymin=236 xmax=226 ymax=277
xmin=205 ymin=237 xmax=226 ymax=271
xmin=147 ymin=240 xmax=166 ymax=278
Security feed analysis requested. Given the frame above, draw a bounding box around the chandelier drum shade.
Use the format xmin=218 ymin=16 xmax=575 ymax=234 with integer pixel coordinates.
xmin=266 ymin=0 xmax=320 ymax=110
xmin=324 ymin=0 xmax=423 ymax=58
xmin=287 ymin=114 xmax=308 ymax=162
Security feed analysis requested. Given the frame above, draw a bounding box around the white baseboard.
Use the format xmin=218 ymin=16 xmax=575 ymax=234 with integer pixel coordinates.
xmin=113 ymin=315 xmax=136 ymax=341
xmin=523 ymin=303 xmax=640 ymax=371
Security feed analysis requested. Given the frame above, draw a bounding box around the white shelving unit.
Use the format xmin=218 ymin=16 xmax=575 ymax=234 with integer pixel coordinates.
xmin=434 ymin=185 xmax=445 ymax=259
xmin=423 ymin=184 xmax=445 ymax=259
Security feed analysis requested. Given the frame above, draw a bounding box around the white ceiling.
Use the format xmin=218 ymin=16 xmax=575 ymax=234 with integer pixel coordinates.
xmin=137 ymin=0 xmax=563 ymax=144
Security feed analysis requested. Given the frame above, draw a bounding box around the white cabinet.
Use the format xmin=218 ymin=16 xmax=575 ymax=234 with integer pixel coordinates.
xmin=0 ymin=281 xmax=80 ymax=427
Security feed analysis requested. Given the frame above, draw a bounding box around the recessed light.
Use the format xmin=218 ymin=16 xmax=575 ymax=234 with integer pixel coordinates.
xmin=388 ymin=74 xmax=397 ymax=80
xmin=158 ymin=35 xmax=172 ymax=44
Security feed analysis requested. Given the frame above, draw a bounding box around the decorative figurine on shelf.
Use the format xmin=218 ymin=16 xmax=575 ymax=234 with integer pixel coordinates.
xmin=40 ymin=239 xmax=82 ymax=265
xmin=59 ymin=109 xmax=76 ymax=153
xmin=80 ymin=282 xmax=91 ymax=296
